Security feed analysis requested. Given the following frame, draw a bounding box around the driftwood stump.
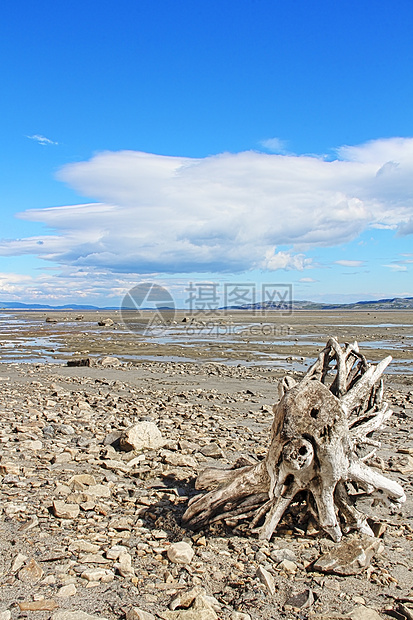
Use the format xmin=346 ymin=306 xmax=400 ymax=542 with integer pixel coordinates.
xmin=183 ymin=338 xmax=406 ymax=541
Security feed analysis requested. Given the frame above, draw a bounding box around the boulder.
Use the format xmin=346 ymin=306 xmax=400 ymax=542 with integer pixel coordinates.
xmin=120 ymin=422 xmax=165 ymax=451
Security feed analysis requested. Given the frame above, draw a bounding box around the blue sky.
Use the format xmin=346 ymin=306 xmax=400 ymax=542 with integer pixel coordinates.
xmin=1 ymin=0 xmax=412 ymax=307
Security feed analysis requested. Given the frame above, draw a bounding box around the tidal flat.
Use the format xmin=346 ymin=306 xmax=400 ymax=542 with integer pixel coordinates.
xmin=1 ymin=309 xmax=412 ymax=373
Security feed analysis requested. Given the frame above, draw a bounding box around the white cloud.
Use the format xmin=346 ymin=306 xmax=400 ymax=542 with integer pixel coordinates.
xmin=260 ymin=137 xmax=288 ymax=153
xmin=299 ymin=277 xmax=317 ymax=283
xmin=27 ymin=134 xmax=58 ymax=146
xmin=2 ymin=137 xmax=413 ymax=277
xmin=334 ymin=260 xmax=364 ymax=267
xmin=0 ymin=269 xmax=140 ymax=303
xmin=261 ymin=249 xmax=313 ymax=271
xmin=383 ymin=264 xmax=408 ymax=272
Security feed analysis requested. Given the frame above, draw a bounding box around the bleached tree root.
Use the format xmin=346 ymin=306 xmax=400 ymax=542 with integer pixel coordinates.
xmin=183 ymin=338 xmax=406 ymax=541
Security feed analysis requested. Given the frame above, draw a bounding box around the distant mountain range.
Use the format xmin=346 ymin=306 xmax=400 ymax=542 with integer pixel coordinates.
xmin=0 ymin=297 xmax=412 ymax=311
xmin=224 ymin=296 xmax=413 ymax=310
xmin=0 ymin=301 xmax=118 ymax=310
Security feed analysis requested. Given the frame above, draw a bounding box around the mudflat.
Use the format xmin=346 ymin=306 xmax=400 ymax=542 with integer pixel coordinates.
xmin=1 ymin=309 xmax=412 ymax=371
xmin=0 ymin=310 xmax=412 ymax=619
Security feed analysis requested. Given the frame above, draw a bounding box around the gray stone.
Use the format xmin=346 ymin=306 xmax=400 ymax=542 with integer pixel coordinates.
xmin=11 ymin=552 xmax=28 ymax=573
xmin=170 ymin=586 xmax=205 ymax=610
xmin=278 ymin=559 xmax=297 ymax=573
xmin=199 ymin=443 xmax=224 ymax=458
xmin=348 ymin=606 xmax=384 ymax=620
xmin=81 ymin=568 xmax=115 ymax=582
xmin=69 ymin=540 xmax=100 ymax=554
xmin=20 ymin=439 xmax=43 ymax=450
xmin=69 ymin=473 xmax=97 ymax=487
xmin=160 ymin=594 xmax=218 ymax=620
xmin=313 ymin=535 xmax=383 ymax=575
xmin=87 ymin=484 xmax=111 ymax=497
xmin=106 ymin=544 xmax=128 ymax=560
xmin=18 ymin=558 xmax=44 ymax=584
xmin=52 ymin=613 xmax=110 ymax=620
xmin=270 ymin=547 xmax=296 ymax=563
xmin=284 ymin=589 xmax=314 ymax=610
xmin=126 ymin=609 xmax=156 ymax=620
xmin=114 ymin=551 xmax=135 ymax=577
xmin=120 ymin=421 xmax=165 ymax=451
xmin=256 ymin=565 xmax=275 ymax=595
xmin=57 ymin=583 xmax=77 ymax=597
xmin=19 ymin=600 xmax=58 ymax=612
xmin=99 ymin=356 xmax=122 ymax=367
xmin=167 ymin=541 xmax=195 ymax=564
xmin=163 ymin=450 xmax=197 ymax=467
xmin=52 ymin=500 xmax=80 ymax=519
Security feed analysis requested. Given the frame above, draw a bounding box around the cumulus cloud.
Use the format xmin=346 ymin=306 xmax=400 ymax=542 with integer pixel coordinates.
xmin=2 ymin=137 xmax=413 ymax=276
xmin=261 ymin=249 xmax=313 ymax=271
xmin=27 ymin=134 xmax=58 ymax=146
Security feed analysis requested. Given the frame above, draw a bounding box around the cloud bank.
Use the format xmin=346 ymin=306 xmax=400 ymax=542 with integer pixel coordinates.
xmin=2 ymin=137 xmax=413 ymax=275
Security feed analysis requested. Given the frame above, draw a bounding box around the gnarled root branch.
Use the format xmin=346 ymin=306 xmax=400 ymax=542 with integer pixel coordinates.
xmin=182 ymin=338 xmax=405 ymax=541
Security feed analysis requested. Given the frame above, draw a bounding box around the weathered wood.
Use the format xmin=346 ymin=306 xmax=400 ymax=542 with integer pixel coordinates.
xmin=182 ymin=338 xmax=406 ymax=541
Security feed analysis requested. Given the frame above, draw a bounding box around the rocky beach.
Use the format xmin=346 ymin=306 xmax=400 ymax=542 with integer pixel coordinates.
xmin=0 ymin=310 xmax=412 ymax=620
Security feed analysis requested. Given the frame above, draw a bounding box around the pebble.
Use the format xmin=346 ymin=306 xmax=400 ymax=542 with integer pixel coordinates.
xmin=11 ymin=552 xmax=28 ymax=572
xmin=160 ymin=594 xmax=218 ymax=620
xmin=52 ymin=500 xmax=80 ymax=519
xmin=18 ymin=600 xmax=58 ymax=611
xmin=52 ymin=613 xmax=110 ymax=620
xmin=69 ymin=540 xmax=101 ymax=554
xmin=313 ymin=536 xmax=383 ymax=575
xmin=162 ymin=451 xmax=198 ymax=467
xmin=57 ymin=583 xmax=77 ymax=597
xmin=126 ymin=608 xmax=157 ymax=620
xmin=106 ymin=544 xmax=128 ymax=559
xmin=120 ymin=421 xmax=165 ymax=451
xmin=278 ymin=558 xmax=297 ymax=573
xmin=99 ymin=356 xmax=122 ymax=367
xmin=256 ymin=565 xmax=276 ymax=595
xmin=349 ymin=606 xmax=384 ymax=620
xmin=81 ymin=568 xmax=115 ymax=582
xmin=270 ymin=548 xmax=296 ymax=563
xmin=284 ymin=588 xmax=314 ymax=610
xmin=0 ymin=462 xmax=20 ymax=475
xmin=199 ymin=443 xmax=225 ymax=458
xmin=18 ymin=558 xmax=44 ymax=584
xmin=167 ymin=542 xmax=195 ymax=564
xmin=170 ymin=587 xmax=205 ymax=610
xmin=114 ymin=551 xmax=135 ymax=577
